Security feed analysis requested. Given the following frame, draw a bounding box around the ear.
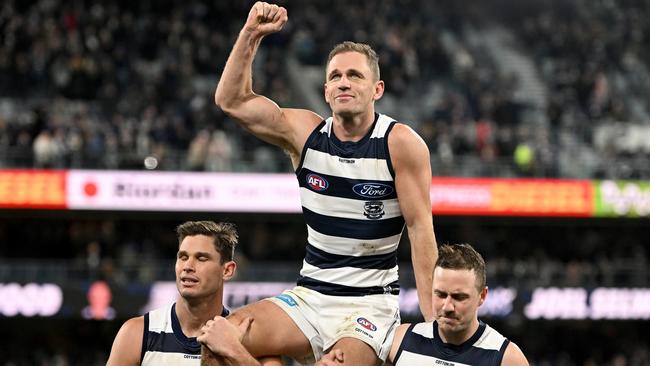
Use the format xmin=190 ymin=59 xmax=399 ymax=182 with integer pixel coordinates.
xmin=222 ymin=261 xmax=237 ymax=281
xmin=478 ymin=286 xmax=488 ymax=307
xmin=373 ymin=80 xmax=385 ymax=101
xmin=324 ymin=82 xmax=330 ymax=103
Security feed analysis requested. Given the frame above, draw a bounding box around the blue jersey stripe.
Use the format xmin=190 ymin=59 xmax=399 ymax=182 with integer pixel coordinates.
xmin=143 ymin=303 xmax=230 ymax=356
xmin=309 ymin=133 xmax=390 ymax=160
xmin=303 ymin=207 xmax=405 ymax=240
xmin=298 ymin=168 xmax=398 ymax=200
xmin=146 ymin=330 xmax=200 ymax=354
xmin=396 ymin=321 xmax=508 ymax=366
xmin=305 ymin=243 xmax=397 ymax=270
xmin=297 ymin=276 xmax=400 ymax=296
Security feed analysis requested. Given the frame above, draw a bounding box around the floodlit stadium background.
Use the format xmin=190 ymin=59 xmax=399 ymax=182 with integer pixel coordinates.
xmin=1 ymin=1 xmax=649 ymax=365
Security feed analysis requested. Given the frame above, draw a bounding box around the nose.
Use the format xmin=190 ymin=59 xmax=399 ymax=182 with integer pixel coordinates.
xmin=182 ymin=257 xmax=195 ymax=272
xmin=442 ymin=297 xmax=454 ymax=313
xmin=337 ymin=75 xmax=351 ymax=89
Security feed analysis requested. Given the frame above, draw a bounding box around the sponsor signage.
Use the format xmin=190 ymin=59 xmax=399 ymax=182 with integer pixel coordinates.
xmin=595 ymin=180 xmax=650 ymax=217
xmin=430 ymin=178 xmax=594 ymax=217
xmin=2 ymin=282 xmax=649 ymax=320
xmin=524 ymin=287 xmax=650 ymax=320
xmin=0 ymin=169 xmax=648 ymax=218
xmin=0 ymin=283 xmax=63 ymax=317
xmin=66 ymin=171 xmax=301 ymax=212
xmin=0 ymin=170 xmax=66 ymax=209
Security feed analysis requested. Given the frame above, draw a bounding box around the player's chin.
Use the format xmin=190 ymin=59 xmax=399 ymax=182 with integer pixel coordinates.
xmin=333 ymin=106 xmax=359 ymax=118
xmin=438 ymin=317 xmax=459 ymax=328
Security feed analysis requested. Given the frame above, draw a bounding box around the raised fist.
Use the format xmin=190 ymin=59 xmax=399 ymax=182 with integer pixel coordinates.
xmin=244 ymin=2 xmax=288 ymax=37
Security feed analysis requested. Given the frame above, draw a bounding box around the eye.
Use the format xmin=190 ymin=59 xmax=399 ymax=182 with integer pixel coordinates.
xmin=198 ymin=256 xmax=208 ymax=261
xmin=329 ymin=73 xmax=341 ymax=81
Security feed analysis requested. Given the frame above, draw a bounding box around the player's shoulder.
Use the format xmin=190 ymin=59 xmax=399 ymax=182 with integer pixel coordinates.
xmin=501 ymin=341 xmax=529 ymax=366
xmin=120 ymin=315 xmax=145 ymax=337
xmin=386 ymin=121 xmax=426 ymax=145
xmin=386 ymin=121 xmax=430 ymax=163
xmin=107 ymin=315 xmax=145 ymax=366
xmin=282 ymin=108 xmax=323 ymax=127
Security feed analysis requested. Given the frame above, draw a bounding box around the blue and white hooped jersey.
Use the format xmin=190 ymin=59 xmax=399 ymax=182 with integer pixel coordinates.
xmin=296 ymin=113 xmax=405 ymax=296
xmin=394 ymin=321 xmax=509 ymax=366
xmin=140 ymin=303 xmax=229 ymax=365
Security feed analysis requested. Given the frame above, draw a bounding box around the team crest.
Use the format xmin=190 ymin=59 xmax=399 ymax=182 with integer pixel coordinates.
xmin=363 ymin=201 xmax=385 ymax=219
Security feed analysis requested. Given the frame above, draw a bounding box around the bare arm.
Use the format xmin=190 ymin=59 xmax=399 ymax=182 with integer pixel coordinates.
xmin=385 ymin=323 xmax=410 ymax=365
xmin=501 ymin=342 xmax=529 ymax=366
xmin=389 ymin=124 xmax=438 ymax=321
xmin=199 ymin=316 xmax=283 ymax=366
xmin=215 ymin=2 xmax=321 ymax=164
xmin=106 ymin=316 xmax=143 ymax=366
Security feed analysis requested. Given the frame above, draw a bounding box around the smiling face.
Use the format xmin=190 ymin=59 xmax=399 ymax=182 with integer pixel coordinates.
xmin=433 ymin=267 xmax=487 ymax=339
xmin=175 ymin=234 xmax=235 ymax=301
xmin=324 ymin=51 xmax=384 ymax=119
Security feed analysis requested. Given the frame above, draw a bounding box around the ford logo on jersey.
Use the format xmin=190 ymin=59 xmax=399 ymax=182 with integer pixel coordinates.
xmin=356 ymin=317 xmax=377 ymax=331
xmin=307 ymin=173 xmax=329 ymax=191
xmin=353 ymin=183 xmax=393 ymax=198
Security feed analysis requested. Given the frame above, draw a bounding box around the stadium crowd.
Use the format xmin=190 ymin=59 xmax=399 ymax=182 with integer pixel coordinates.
xmin=1 ymin=0 xmax=648 ymax=178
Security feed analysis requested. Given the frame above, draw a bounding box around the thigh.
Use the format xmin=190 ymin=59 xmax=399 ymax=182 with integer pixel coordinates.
xmin=229 ymin=299 xmax=312 ymax=360
xmin=319 ymin=294 xmax=400 ymax=362
xmin=327 ymin=337 xmax=381 ymax=366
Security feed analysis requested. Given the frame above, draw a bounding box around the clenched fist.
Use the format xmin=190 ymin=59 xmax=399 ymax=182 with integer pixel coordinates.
xmin=244 ymin=2 xmax=288 ymax=37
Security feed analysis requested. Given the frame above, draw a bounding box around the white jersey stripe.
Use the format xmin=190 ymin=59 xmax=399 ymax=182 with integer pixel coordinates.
xmin=300 ymin=188 xmax=402 ymax=220
xmin=473 ymin=324 xmax=506 ymax=351
xmin=396 ymin=351 xmax=472 ymax=366
xmin=142 ymin=352 xmax=201 ymax=365
xmin=302 ymin=149 xmax=393 ymax=181
xmin=307 ymin=226 xmax=401 ymax=256
xmin=300 ymin=261 xmax=399 ymax=288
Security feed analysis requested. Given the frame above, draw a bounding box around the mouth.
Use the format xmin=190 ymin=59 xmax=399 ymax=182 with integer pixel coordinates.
xmin=335 ymin=94 xmax=354 ymax=101
xmin=438 ymin=315 xmax=457 ymax=323
xmin=180 ymin=276 xmax=199 ymax=287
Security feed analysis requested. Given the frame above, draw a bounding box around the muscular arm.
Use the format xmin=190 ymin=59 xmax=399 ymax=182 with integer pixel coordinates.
xmin=501 ymin=342 xmax=529 ymax=366
xmin=215 ymin=2 xmax=321 ymax=165
xmin=199 ymin=316 xmax=283 ymax=366
xmin=389 ymin=124 xmax=438 ymax=321
xmin=385 ymin=323 xmax=410 ymax=366
xmin=106 ymin=316 xmax=143 ymax=366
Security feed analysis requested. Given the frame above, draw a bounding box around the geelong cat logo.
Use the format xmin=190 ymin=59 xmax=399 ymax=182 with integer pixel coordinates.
xmin=307 ymin=174 xmax=329 ymax=191
xmin=363 ymin=201 xmax=385 ymax=219
xmin=353 ymin=183 xmax=393 ymax=198
xmin=357 ymin=317 xmax=377 ymax=331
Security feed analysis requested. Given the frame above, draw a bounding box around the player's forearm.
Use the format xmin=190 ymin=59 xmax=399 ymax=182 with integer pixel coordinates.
xmin=409 ymin=224 xmax=437 ymax=321
xmin=222 ymin=343 xmax=262 ymax=366
xmin=215 ymin=29 xmax=263 ymax=112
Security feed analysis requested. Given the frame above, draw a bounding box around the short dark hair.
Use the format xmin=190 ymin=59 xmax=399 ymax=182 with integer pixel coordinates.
xmin=175 ymin=221 xmax=238 ymax=263
xmin=327 ymin=41 xmax=380 ymax=81
xmin=436 ymin=244 xmax=486 ymax=291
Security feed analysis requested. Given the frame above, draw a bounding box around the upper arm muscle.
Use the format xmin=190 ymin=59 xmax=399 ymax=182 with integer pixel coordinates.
xmin=221 ymin=94 xmax=322 ymax=160
xmin=106 ymin=316 xmax=144 ymax=366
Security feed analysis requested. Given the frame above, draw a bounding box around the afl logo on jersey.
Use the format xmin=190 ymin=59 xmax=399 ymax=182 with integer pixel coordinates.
xmin=353 ymin=183 xmax=393 ymax=199
xmin=356 ymin=317 xmax=377 ymax=331
xmin=307 ymin=173 xmax=329 ymax=191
